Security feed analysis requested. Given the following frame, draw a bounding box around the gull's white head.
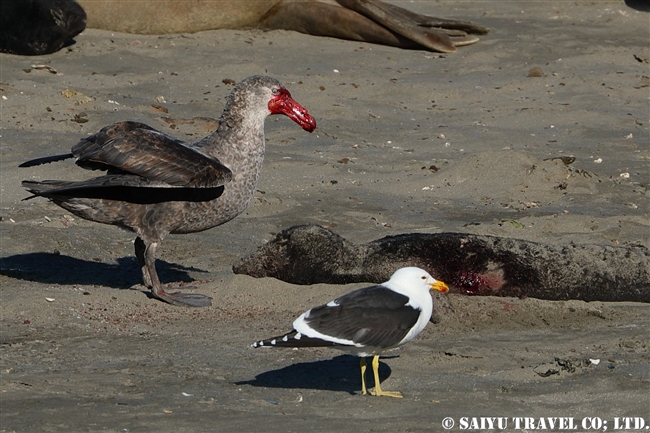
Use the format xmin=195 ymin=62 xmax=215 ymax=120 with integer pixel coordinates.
xmin=388 ymin=267 xmax=449 ymax=294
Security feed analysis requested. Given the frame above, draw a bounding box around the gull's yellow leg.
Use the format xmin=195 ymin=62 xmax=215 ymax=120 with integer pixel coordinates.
xmin=370 ymin=355 xmax=403 ymax=398
xmin=360 ymin=357 xmax=368 ymax=395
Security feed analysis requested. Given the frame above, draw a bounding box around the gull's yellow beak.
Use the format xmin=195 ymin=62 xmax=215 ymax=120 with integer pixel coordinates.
xmin=429 ymin=280 xmax=449 ymax=293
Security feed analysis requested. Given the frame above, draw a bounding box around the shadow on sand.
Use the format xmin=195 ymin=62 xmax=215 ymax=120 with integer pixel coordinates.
xmin=0 ymin=252 xmax=204 ymax=289
xmin=236 ymin=354 xmax=396 ymax=395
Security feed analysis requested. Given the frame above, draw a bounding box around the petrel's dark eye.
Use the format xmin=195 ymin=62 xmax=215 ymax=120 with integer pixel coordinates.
xmin=272 ymin=88 xmax=280 ymax=95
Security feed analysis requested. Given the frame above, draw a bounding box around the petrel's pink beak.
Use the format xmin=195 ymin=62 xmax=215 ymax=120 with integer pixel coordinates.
xmin=268 ymin=89 xmax=316 ymax=133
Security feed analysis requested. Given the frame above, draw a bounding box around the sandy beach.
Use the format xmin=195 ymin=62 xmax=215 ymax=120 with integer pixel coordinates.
xmin=1 ymin=1 xmax=649 ymax=432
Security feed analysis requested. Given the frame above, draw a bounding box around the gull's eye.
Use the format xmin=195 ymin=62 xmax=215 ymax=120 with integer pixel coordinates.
xmin=421 ymin=276 xmax=427 ymax=280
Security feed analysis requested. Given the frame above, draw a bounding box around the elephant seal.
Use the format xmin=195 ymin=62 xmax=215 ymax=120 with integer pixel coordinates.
xmin=77 ymin=0 xmax=488 ymax=53
xmin=2 ymin=0 xmax=487 ymax=55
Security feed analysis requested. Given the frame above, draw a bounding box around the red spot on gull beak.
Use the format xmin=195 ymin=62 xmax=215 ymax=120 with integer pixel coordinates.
xmin=268 ymin=88 xmax=316 ymax=132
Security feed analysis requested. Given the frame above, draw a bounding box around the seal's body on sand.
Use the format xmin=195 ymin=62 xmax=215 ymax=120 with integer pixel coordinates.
xmin=1 ymin=0 xmax=487 ymax=55
xmin=20 ymin=76 xmax=316 ymax=307
xmin=235 ymin=225 xmax=650 ymax=303
xmin=78 ymin=0 xmax=488 ymax=53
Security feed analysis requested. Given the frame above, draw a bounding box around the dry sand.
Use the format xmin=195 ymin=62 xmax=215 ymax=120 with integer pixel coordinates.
xmin=1 ymin=1 xmax=649 ymax=432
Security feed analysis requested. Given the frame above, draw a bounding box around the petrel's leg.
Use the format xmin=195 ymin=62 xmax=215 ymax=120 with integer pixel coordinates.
xmin=136 ymin=237 xmax=212 ymax=307
xmin=134 ymin=236 xmax=153 ymax=288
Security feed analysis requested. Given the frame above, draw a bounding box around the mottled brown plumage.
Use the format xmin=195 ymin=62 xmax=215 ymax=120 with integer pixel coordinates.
xmin=21 ymin=76 xmax=316 ymax=307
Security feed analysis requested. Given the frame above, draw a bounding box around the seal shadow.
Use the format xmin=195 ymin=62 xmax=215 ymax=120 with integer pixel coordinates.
xmin=0 ymin=252 xmax=203 ymax=289
xmin=236 ymin=354 xmax=394 ymax=395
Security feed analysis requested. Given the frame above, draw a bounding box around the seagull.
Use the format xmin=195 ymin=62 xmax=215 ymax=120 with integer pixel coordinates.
xmin=20 ymin=75 xmax=316 ymax=307
xmin=252 ymin=267 xmax=449 ymax=397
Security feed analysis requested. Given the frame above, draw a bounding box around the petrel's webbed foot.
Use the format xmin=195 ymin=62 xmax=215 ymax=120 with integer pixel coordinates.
xmin=154 ymin=289 xmax=213 ymax=308
xmin=136 ymin=236 xmax=212 ymax=307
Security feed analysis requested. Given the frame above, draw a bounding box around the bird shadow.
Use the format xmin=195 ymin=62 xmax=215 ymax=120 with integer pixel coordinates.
xmin=236 ymin=354 xmax=394 ymax=395
xmin=0 ymin=252 xmax=204 ymax=289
